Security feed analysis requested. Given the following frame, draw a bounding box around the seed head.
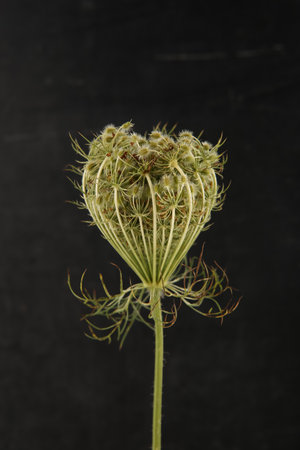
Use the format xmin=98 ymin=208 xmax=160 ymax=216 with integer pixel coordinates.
xmin=68 ymin=122 xmax=240 ymax=345
xmin=72 ymin=122 xmax=226 ymax=285
xmin=139 ymin=145 xmax=153 ymax=160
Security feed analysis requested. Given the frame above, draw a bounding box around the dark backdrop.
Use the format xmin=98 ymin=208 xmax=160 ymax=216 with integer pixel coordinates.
xmin=0 ymin=1 xmax=299 ymax=449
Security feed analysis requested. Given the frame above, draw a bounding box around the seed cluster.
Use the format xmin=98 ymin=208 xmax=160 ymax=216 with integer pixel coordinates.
xmin=71 ymin=122 xmax=226 ymax=285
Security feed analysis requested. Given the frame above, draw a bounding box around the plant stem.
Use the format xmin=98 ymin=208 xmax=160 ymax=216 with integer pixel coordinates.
xmin=150 ymin=287 xmax=164 ymax=450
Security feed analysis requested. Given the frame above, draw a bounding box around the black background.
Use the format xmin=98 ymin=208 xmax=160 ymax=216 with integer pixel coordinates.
xmin=1 ymin=1 xmax=299 ymax=449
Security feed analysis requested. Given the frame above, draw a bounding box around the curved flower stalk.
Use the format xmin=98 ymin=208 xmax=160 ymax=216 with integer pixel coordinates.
xmin=67 ymin=122 xmax=240 ymax=450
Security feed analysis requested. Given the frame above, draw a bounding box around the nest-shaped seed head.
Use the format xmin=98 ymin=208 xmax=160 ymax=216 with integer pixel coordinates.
xmin=71 ymin=122 xmax=227 ymax=286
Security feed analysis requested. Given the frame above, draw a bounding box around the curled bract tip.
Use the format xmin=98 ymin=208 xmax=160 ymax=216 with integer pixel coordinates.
xmin=67 ymin=247 xmax=240 ymax=347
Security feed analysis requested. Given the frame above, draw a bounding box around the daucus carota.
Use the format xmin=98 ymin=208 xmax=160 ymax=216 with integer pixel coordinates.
xmin=68 ymin=122 xmax=240 ymax=450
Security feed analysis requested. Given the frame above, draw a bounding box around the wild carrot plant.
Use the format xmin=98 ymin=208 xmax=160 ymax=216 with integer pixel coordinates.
xmin=68 ymin=122 xmax=240 ymax=450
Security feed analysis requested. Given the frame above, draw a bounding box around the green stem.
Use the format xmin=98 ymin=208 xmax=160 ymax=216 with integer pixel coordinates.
xmin=150 ymin=287 xmax=164 ymax=450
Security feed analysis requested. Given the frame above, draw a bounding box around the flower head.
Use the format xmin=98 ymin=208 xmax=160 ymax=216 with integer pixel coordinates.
xmin=68 ymin=122 xmax=240 ymax=345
